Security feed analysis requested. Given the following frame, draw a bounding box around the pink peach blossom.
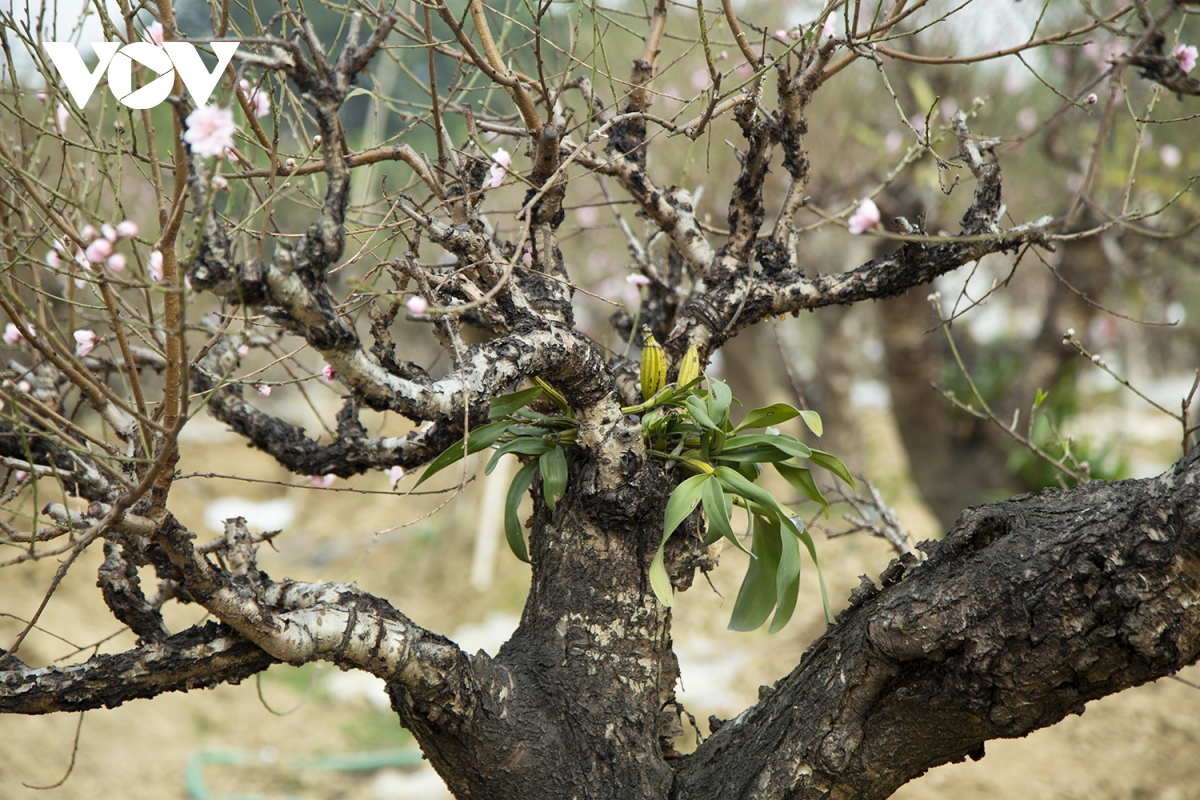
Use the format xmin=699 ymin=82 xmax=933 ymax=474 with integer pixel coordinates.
xmin=385 ymin=466 xmax=406 ymax=486
xmin=626 ymin=274 xmax=651 ymax=287
xmin=487 ymin=148 xmax=511 ymax=189
xmin=73 ymin=329 xmax=98 ymax=357
xmin=85 ymin=238 xmax=113 ymax=263
xmin=46 ymin=250 xmax=61 ymax=269
xmin=847 ymin=198 xmax=881 ymax=235
xmin=1173 ymin=44 xmax=1198 ymax=73
xmin=256 ymin=384 xmax=271 ymax=397
xmin=147 ymin=22 xmax=164 ymax=46
xmin=183 ymin=105 xmax=236 ymax=158
xmin=148 ymin=250 xmax=164 ymax=282
xmin=4 ymin=323 xmax=27 ymax=345
xmin=239 ymin=80 xmax=271 ymax=118
xmin=322 ymin=364 xmax=336 ymax=382
xmin=211 ymin=175 xmax=229 ymax=191
xmin=310 ymin=474 xmax=335 ymax=488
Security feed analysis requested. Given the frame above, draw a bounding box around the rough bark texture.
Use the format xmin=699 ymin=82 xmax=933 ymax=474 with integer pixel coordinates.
xmin=388 ymin=449 xmax=685 ymax=799
xmin=8 ymin=450 xmax=1200 ymax=800
xmin=671 ymin=447 xmax=1200 ymax=799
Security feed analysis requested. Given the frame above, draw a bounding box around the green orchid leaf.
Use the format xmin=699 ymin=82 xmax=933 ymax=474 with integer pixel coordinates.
xmin=799 ymin=409 xmax=823 ymax=436
xmin=721 ymin=433 xmax=812 ymax=460
xmin=485 ymin=437 xmax=555 ymax=474
xmin=414 ymin=421 xmax=511 ymax=488
xmin=503 ymin=461 xmax=538 ymax=563
xmin=649 ymin=548 xmax=674 ymax=608
xmin=663 ymin=473 xmax=711 ymax=542
xmin=649 ymin=473 xmax=712 ymax=607
xmin=808 ymin=449 xmax=856 ymax=488
xmin=728 ymin=514 xmax=782 ymax=631
xmin=702 ymin=475 xmax=750 ymax=555
xmin=685 ymin=395 xmax=719 ymax=431
xmin=774 ymin=462 xmax=830 ymax=517
xmin=715 ymin=466 xmax=782 ymax=516
xmin=539 ymin=445 xmax=569 ymax=511
xmin=713 ymin=445 xmax=796 ymax=464
xmin=489 ymin=386 xmax=544 ymax=420
xmin=769 ymin=528 xmax=802 ymax=633
xmin=707 ymin=378 xmax=734 ymax=428
xmin=723 ymin=432 xmax=811 ymax=455
xmin=781 ymin=513 xmax=832 ymax=625
xmin=734 ymin=402 xmax=801 ymax=432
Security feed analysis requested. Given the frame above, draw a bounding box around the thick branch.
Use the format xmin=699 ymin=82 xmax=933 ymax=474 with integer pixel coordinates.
xmin=673 ymin=447 xmax=1200 ymax=799
xmin=0 ymin=622 xmax=276 ymax=714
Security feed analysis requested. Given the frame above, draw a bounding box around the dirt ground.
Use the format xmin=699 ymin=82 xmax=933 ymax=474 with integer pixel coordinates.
xmin=3 ymin=406 xmax=1199 ymax=799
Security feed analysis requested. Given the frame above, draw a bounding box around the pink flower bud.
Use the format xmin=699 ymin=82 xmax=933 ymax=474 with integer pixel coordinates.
xmin=107 ymin=253 xmax=127 ymax=272
xmin=322 ymin=364 xmax=336 ymax=382
xmin=311 ymin=473 xmax=335 ymax=488
xmin=4 ymin=323 xmax=25 ymax=345
xmin=237 ymin=344 xmax=250 ymax=357
xmin=212 ymin=175 xmax=229 ymax=191
xmin=385 ymin=465 xmax=406 ymax=486
xmin=81 ymin=224 xmax=97 ymax=241
xmin=46 ymin=250 xmax=61 ymax=269
xmin=101 ymin=223 xmax=117 ymax=241
xmin=847 ymin=198 xmax=881 ymax=235
xmin=148 ymin=250 xmax=164 ymax=282
xmin=116 ymin=220 xmax=139 ymax=238
xmin=85 ymin=238 xmax=113 ymax=263
xmin=1085 ymin=93 xmax=1098 ymax=105
xmin=406 ymin=295 xmax=428 ymax=314
xmin=256 ymin=384 xmax=271 ymax=397
xmin=73 ymin=329 xmax=98 ymax=357
xmin=626 ymin=274 xmax=651 ymax=287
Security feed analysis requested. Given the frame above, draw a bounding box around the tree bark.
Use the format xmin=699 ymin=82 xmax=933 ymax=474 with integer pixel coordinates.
xmin=672 ymin=446 xmax=1200 ymax=799
xmin=7 ymin=450 xmax=1200 ymax=799
xmin=388 ymin=450 xmax=685 ymax=799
